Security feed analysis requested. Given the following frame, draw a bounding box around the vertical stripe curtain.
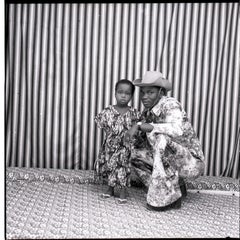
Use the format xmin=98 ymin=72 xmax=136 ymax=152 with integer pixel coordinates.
xmin=5 ymin=3 xmax=240 ymax=178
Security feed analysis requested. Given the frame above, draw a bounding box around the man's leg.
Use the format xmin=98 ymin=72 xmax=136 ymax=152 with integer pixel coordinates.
xmin=130 ymin=148 xmax=153 ymax=188
xmin=165 ymin=140 xmax=205 ymax=198
xmin=167 ymin=140 xmax=205 ymax=180
xmin=146 ymin=134 xmax=182 ymax=207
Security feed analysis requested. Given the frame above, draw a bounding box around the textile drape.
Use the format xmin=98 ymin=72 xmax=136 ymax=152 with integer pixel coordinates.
xmin=5 ymin=3 xmax=240 ymax=178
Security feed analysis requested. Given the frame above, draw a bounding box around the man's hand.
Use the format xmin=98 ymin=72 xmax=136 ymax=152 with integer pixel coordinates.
xmin=140 ymin=123 xmax=154 ymax=132
xmin=124 ymin=122 xmax=154 ymax=144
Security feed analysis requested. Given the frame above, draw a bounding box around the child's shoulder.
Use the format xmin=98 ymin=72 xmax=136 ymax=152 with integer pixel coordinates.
xmin=103 ymin=105 xmax=113 ymax=111
xmin=98 ymin=105 xmax=114 ymax=114
xmin=103 ymin=105 xmax=112 ymax=111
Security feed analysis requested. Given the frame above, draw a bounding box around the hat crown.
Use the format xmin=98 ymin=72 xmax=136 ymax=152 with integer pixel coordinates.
xmin=143 ymin=71 xmax=166 ymax=82
xmin=133 ymin=71 xmax=172 ymax=91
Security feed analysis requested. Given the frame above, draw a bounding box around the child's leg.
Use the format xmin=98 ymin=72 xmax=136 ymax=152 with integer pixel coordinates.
xmin=100 ymin=172 xmax=115 ymax=198
xmin=104 ymin=185 xmax=114 ymax=196
xmin=101 ymin=185 xmax=114 ymax=198
xmin=119 ymin=187 xmax=126 ymax=199
xmin=115 ymin=167 xmax=129 ymax=203
xmin=118 ymin=187 xmax=127 ymax=204
xmin=111 ymin=146 xmax=131 ymax=203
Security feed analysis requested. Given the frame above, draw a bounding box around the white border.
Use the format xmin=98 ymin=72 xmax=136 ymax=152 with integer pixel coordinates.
xmin=1 ymin=1 xmax=5 ymax=239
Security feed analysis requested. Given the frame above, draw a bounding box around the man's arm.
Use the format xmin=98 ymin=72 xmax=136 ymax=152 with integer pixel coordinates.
xmin=149 ymin=108 xmax=184 ymax=138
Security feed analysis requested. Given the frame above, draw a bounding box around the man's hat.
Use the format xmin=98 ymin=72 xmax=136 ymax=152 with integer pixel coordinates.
xmin=133 ymin=71 xmax=172 ymax=91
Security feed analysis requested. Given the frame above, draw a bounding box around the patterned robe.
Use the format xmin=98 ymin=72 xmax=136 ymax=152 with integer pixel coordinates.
xmin=131 ymin=96 xmax=205 ymax=207
xmin=94 ymin=105 xmax=141 ymax=188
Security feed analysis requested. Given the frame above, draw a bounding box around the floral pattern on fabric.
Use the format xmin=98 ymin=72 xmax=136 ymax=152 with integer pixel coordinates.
xmin=95 ymin=105 xmax=141 ymax=188
xmin=6 ymin=167 xmax=239 ymax=192
xmin=6 ymin=167 xmax=240 ymax=239
xmin=132 ymin=96 xmax=205 ymax=207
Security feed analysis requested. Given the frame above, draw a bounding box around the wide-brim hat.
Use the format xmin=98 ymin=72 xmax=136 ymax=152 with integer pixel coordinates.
xmin=133 ymin=71 xmax=172 ymax=91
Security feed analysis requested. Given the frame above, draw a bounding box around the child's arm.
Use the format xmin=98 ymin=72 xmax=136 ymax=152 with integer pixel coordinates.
xmin=94 ymin=108 xmax=110 ymax=133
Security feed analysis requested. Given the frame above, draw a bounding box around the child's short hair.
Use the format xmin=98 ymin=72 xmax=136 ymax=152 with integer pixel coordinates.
xmin=115 ymin=79 xmax=135 ymax=95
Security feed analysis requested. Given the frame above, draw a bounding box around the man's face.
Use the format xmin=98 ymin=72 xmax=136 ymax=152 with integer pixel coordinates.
xmin=140 ymin=86 xmax=161 ymax=109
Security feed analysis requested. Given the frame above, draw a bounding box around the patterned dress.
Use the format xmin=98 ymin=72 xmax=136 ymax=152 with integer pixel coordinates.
xmin=131 ymin=96 xmax=205 ymax=207
xmin=94 ymin=105 xmax=141 ymax=188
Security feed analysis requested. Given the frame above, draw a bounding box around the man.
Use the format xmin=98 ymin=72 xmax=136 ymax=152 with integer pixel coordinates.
xmin=125 ymin=71 xmax=205 ymax=211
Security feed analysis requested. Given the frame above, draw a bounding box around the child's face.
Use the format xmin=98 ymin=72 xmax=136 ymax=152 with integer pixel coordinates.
xmin=115 ymin=83 xmax=133 ymax=106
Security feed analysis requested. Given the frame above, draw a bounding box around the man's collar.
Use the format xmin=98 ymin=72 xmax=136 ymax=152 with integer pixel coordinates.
xmin=151 ymin=98 xmax=162 ymax=116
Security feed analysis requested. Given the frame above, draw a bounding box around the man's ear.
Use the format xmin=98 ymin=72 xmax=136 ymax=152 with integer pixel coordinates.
xmin=158 ymin=87 xmax=163 ymax=97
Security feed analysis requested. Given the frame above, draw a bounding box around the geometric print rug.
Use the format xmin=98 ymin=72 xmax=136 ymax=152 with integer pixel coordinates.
xmin=6 ymin=167 xmax=240 ymax=239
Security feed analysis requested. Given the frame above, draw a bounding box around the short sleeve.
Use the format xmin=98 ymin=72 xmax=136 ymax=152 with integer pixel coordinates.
xmin=94 ymin=108 xmax=110 ymax=129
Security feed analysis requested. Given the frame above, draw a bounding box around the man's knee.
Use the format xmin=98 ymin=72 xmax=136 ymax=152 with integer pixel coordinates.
xmin=179 ymin=158 xmax=205 ymax=179
xmin=196 ymin=160 xmax=205 ymax=176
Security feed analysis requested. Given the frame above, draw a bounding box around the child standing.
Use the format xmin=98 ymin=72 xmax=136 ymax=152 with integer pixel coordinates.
xmin=94 ymin=79 xmax=140 ymax=203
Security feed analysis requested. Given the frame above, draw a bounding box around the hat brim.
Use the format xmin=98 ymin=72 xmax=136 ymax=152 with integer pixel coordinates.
xmin=133 ymin=78 xmax=172 ymax=91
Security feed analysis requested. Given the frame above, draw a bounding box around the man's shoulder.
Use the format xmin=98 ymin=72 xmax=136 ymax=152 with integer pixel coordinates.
xmin=161 ymin=96 xmax=181 ymax=106
xmin=154 ymin=97 xmax=183 ymax=114
xmin=162 ymin=96 xmax=178 ymax=102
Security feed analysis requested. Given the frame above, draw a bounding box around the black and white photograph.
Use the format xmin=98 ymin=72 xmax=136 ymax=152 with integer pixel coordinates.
xmin=4 ymin=1 xmax=240 ymax=239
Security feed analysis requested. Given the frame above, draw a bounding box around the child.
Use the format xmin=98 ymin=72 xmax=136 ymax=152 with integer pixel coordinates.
xmin=94 ymin=79 xmax=141 ymax=204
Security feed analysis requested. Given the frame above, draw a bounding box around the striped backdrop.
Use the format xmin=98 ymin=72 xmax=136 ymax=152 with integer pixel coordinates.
xmin=5 ymin=3 xmax=240 ymax=178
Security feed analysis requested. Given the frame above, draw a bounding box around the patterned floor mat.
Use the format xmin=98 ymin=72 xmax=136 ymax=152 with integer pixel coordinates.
xmin=6 ymin=175 xmax=239 ymax=239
